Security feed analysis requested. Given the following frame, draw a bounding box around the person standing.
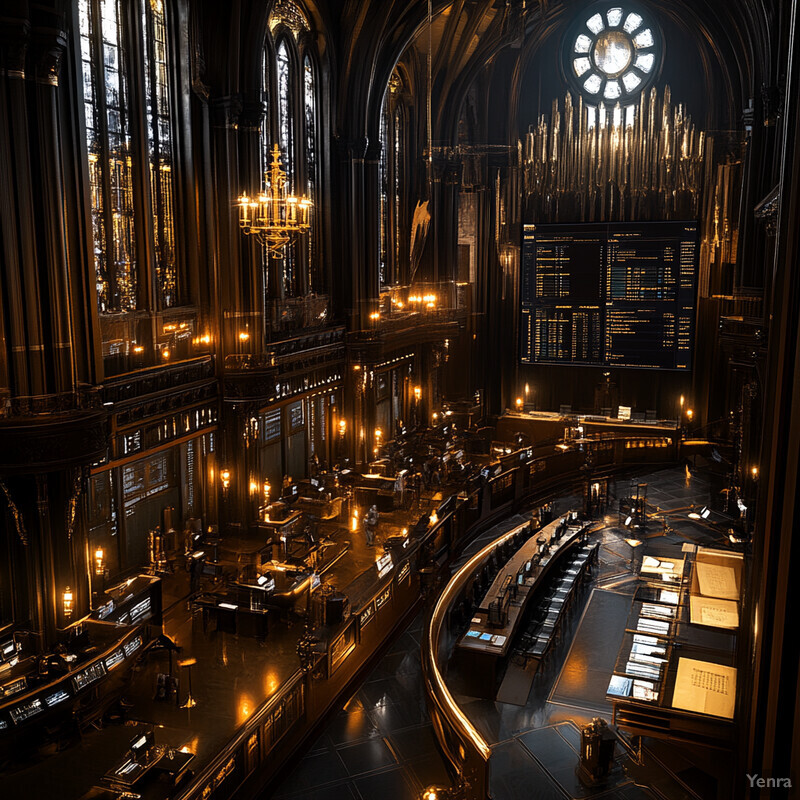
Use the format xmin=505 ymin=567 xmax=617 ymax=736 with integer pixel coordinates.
xmin=364 ymin=504 xmax=379 ymax=546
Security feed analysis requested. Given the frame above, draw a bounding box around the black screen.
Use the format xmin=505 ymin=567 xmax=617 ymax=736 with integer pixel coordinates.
xmin=520 ymin=221 xmax=697 ymax=370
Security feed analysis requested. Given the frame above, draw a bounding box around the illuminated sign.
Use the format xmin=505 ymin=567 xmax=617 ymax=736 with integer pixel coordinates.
xmin=375 ymin=552 xmax=393 ymax=579
xmin=359 ymin=603 xmax=375 ymax=629
xmin=396 ymin=563 xmax=411 ymax=584
xmin=375 ymin=585 xmax=392 ymax=610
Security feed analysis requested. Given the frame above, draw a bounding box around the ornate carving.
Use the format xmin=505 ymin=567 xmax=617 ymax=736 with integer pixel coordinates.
xmin=334 ymin=135 xmax=369 ymax=161
xmin=209 ymin=95 xmax=243 ymax=129
xmin=0 ymin=480 xmax=28 ymax=545
xmin=66 ymin=467 xmax=87 ymax=541
xmin=32 ymin=27 xmax=67 ymax=86
xmin=0 ymin=17 xmax=31 ymax=79
xmin=269 ymin=0 xmax=309 ymax=36
xmin=239 ymin=100 xmax=267 ymax=133
xmin=0 ymin=411 xmax=107 ymax=473
xmin=754 ymin=184 xmax=780 ymax=236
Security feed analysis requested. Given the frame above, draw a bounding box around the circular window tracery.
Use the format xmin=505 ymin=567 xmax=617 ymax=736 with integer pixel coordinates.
xmin=563 ymin=6 xmax=661 ymax=105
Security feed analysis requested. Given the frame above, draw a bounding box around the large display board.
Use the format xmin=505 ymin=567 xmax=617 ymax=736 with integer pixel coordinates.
xmin=520 ymin=221 xmax=698 ymax=370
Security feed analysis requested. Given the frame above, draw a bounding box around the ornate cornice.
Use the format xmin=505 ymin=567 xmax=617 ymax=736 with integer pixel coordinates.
xmin=0 ymin=410 xmax=108 ymax=474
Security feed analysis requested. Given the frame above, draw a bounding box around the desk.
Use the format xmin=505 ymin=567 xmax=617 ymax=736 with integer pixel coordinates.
xmin=196 ymin=600 xmax=270 ymax=639
xmin=455 ymin=516 xmax=586 ymax=695
xmin=104 ymin=747 xmax=194 ymax=791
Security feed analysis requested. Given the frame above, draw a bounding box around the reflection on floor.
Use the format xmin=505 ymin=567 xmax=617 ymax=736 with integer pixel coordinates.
xmin=274 ymin=465 xmax=732 ymax=800
xmin=273 ymin=614 xmax=449 ymax=800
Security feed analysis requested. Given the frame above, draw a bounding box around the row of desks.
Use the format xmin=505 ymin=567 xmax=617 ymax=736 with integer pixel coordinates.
xmin=457 ymin=516 xmax=587 ymax=661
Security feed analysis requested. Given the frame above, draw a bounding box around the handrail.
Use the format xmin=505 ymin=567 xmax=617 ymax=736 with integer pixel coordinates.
xmin=424 ymin=519 xmax=530 ymax=762
xmin=422 ymin=435 xmax=680 ymax=798
xmin=174 ymin=669 xmax=305 ymax=800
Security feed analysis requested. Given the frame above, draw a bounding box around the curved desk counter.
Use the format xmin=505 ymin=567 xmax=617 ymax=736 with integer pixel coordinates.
xmin=453 ymin=517 xmax=588 ymax=695
xmin=422 ymin=512 xmax=591 ymax=798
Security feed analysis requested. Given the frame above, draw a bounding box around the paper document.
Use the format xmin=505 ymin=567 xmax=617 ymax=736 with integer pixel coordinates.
xmin=672 ymin=658 xmax=736 ymax=719
xmin=695 ymin=562 xmax=738 ymax=600
xmin=689 ymin=595 xmax=739 ymax=629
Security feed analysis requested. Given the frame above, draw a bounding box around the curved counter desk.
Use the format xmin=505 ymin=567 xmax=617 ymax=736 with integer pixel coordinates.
xmin=422 ymin=513 xmax=594 ymax=798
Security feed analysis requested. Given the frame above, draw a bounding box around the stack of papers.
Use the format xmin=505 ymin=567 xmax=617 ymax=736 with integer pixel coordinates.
xmin=637 ymin=617 xmax=670 ymax=635
xmin=633 ymin=680 xmax=659 ymax=702
xmin=626 ymin=660 xmax=661 ymax=679
xmin=641 ymin=603 xmax=675 ymax=619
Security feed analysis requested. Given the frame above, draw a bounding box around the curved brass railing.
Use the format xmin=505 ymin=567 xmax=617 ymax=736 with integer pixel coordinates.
xmin=422 ymin=435 xmax=679 ymax=799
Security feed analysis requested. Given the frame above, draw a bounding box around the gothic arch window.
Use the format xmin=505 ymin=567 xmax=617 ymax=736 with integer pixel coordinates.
xmin=79 ymin=0 xmax=137 ymax=312
xmin=303 ymin=53 xmax=319 ymax=290
xmin=142 ymin=0 xmax=177 ymax=309
xmin=275 ymin=38 xmax=296 ymax=293
xmin=79 ymin=0 xmax=179 ymax=314
xmin=379 ymin=73 xmax=406 ymax=287
xmin=262 ymin=0 xmax=321 ymax=297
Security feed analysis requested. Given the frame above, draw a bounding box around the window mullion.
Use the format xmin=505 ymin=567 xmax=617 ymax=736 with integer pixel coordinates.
xmin=124 ymin=0 xmax=156 ymax=314
xmin=92 ymin=0 xmax=117 ymax=311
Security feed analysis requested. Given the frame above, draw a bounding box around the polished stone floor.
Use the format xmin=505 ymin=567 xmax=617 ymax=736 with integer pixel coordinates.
xmin=273 ymin=464 xmax=736 ymax=800
xmin=272 ymin=612 xmax=450 ymax=800
xmin=0 ymin=487 xmax=448 ymax=798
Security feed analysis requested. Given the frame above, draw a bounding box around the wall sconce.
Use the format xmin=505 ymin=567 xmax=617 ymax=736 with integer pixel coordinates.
xmin=238 ymin=331 xmax=250 ymax=343
xmin=686 ymin=409 xmax=693 ymax=421
xmin=432 ymin=412 xmax=439 ymax=422
xmin=249 ymin=480 xmax=259 ymax=496
xmin=429 ymin=510 xmax=438 ymax=526
xmin=414 ymin=386 xmax=422 ymax=401
xmin=515 ymin=397 xmax=523 ymax=410
xmin=161 ymin=347 xmax=170 ymax=360
xmin=369 ymin=312 xmax=380 ymax=321
xmin=132 ymin=345 xmax=144 ymax=355
xmin=338 ymin=419 xmax=347 ymax=436
xmin=751 ymin=466 xmax=759 ymax=481
xmin=94 ymin=547 xmax=105 ymax=576
xmin=220 ymin=469 xmax=231 ymax=490
xmin=374 ymin=428 xmax=383 ymax=441
xmin=63 ymin=587 xmax=74 ymax=619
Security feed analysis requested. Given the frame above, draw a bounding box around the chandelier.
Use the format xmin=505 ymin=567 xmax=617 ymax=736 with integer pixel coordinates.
xmin=237 ymin=144 xmax=312 ymax=256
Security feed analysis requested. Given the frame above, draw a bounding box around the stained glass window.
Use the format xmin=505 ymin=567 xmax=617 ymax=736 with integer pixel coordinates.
xmin=142 ymin=0 xmax=177 ymax=308
xmin=261 ymin=49 xmax=271 ymax=184
xmin=80 ymin=0 xmax=137 ymax=312
xmin=79 ymin=0 xmax=180 ymax=316
xmin=276 ymin=40 xmax=295 ymax=293
xmin=379 ymin=76 xmax=405 ymax=287
xmin=379 ymin=102 xmax=389 ymax=286
xmin=565 ymin=4 xmax=660 ymax=105
xmin=304 ymin=55 xmax=317 ymax=290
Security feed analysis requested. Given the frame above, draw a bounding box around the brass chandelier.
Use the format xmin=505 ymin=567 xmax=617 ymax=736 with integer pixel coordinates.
xmin=237 ymin=144 xmax=312 ymax=256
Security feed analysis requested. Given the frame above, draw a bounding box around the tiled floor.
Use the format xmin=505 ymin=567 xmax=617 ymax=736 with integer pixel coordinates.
xmin=274 ymin=465 xmax=734 ymax=800
xmin=272 ymin=614 xmax=451 ymax=800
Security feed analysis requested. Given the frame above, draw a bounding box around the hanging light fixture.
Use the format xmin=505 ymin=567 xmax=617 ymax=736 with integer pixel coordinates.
xmin=237 ymin=144 xmax=312 ymax=256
